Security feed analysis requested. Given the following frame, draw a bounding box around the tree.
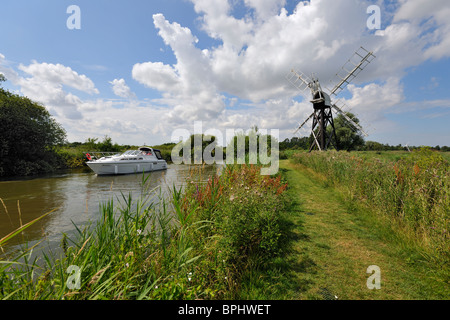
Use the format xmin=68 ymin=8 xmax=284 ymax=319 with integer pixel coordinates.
xmin=97 ymin=136 xmax=121 ymax=152
xmin=328 ymin=112 xmax=365 ymax=151
xmin=0 ymin=84 xmax=67 ymax=176
xmin=279 ymin=136 xmax=310 ymax=150
xmin=365 ymin=140 xmax=384 ymax=151
xmin=227 ymin=127 xmax=277 ymax=163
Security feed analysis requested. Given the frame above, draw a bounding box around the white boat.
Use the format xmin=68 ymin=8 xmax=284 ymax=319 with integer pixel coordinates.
xmin=86 ymin=147 xmax=167 ymax=175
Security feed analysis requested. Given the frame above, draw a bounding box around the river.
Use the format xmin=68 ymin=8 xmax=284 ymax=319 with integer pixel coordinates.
xmin=0 ymin=164 xmax=220 ymax=257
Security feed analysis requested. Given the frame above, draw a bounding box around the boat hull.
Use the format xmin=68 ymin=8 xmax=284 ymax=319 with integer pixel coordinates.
xmin=87 ymin=160 xmax=167 ymax=175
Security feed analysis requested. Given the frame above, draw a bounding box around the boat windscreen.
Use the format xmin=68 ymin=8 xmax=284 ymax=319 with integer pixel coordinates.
xmin=154 ymin=150 xmax=163 ymax=160
xmin=123 ymin=150 xmax=139 ymax=156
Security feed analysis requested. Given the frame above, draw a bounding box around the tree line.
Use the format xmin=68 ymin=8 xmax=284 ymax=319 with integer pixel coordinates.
xmin=280 ymin=136 xmax=449 ymax=152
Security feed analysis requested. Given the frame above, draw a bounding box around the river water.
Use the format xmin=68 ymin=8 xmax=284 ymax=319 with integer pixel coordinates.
xmin=0 ymin=164 xmax=219 ymax=257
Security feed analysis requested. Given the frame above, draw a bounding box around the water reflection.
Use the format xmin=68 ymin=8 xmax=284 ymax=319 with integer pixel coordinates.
xmin=0 ymin=164 xmax=219 ymax=256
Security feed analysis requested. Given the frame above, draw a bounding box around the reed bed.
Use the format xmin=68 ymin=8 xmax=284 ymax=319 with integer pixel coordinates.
xmin=0 ymin=164 xmax=289 ymax=300
xmin=291 ymin=148 xmax=449 ymax=263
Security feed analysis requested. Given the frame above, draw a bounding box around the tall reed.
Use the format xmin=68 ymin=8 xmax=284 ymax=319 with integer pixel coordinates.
xmin=291 ymin=148 xmax=449 ymax=262
xmin=0 ymin=164 xmax=289 ymax=300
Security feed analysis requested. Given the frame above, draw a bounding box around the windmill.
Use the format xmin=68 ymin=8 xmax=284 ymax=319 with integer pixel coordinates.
xmin=404 ymin=143 xmax=411 ymax=152
xmin=286 ymin=47 xmax=375 ymax=151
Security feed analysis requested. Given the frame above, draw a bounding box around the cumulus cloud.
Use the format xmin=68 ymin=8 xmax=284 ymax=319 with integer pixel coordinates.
xmin=132 ymin=13 xmax=226 ymax=126
xmin=110 ymin=78 xmax=136 ymax=99
xmin=132 ymin=61 xmax=180 ymax=92
xmin=0 ymin=58 xmax=101 ymax=120
xmin=61 ymin=103 xmax=170 ymax=144
xmin=18 ymin=61 xmax=99 ymax=95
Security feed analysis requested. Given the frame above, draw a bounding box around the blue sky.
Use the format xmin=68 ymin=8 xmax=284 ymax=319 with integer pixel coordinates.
xmin=1 ymin=0 xmax=449 ymax=147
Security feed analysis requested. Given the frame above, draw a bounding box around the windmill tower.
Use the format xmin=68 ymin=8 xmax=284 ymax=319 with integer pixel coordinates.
xmin=286 ymin=47 xmax=375 ymax=151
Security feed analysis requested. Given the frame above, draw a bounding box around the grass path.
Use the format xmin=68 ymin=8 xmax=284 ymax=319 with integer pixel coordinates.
xmin=279 ymin=160 xmax=449 ymax=300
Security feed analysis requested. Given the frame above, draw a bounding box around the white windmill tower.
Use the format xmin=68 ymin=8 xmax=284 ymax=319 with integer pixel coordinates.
xmin=286 ymin=46 xmax=376 ymax=151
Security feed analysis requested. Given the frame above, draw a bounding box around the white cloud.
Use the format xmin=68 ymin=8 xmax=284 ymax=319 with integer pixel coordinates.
xmin=347 ymin=78 xmax=405 ymax=115
xmin=132 ymin=13 xmax=226 ymax=126
xmin=61 ymin=103 xmax=170 ymax=145
xmin=110 ymin=78 xmax=136 ymax=99
xmin=244 ymin=0 xmax=286 ymax=21
xmin=18 ymin=61 xmax=99 ymax=95
xmin=132 ymin=61 xmax=180 ymax=92
xmin=0 ymin=58 xmax=101 ymax=120
xmin=393 ymin=0 xmax=450 ymax=60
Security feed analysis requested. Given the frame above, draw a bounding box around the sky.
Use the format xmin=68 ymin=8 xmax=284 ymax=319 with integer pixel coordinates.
xmin=1 ymin=0 xmax=450 ymax=147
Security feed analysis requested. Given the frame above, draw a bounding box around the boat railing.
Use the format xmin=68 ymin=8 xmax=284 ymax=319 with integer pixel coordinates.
xmin=85 ymin=151 xmax=121 ymax=160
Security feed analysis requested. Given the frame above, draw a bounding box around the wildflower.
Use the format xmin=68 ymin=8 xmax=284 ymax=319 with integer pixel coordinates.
xmin=137 ymin=229 xmax=142 ymax=235
xmin=229 ymin=194 xmax=235 ymax=201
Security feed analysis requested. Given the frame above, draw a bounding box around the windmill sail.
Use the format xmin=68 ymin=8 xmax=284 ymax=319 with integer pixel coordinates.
xmin=286 ymin=69 xmax=312 ymax=92
xmin=327 ymin=47 xmax=375 ymax=96
xmin=294 ymin=112 xmax=314 ymax=134
xmin=331 ymin=100 xmax=368 ymax=137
